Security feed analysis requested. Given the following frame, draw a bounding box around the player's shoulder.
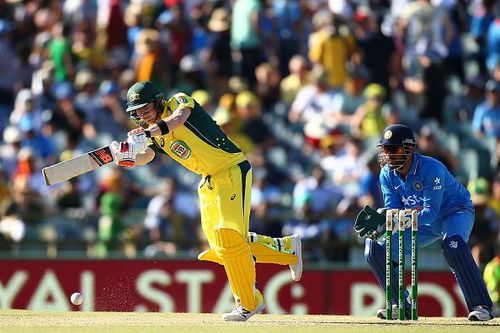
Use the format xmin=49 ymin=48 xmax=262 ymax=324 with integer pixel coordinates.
xmin=417 ymin=154 xmax=447 ymax=172
xmin=379 ymin=164 xmax=392 ymax=179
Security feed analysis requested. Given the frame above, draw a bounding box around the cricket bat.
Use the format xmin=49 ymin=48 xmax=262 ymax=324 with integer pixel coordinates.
xmin=42 ymin=145 xmax=114 ymax=186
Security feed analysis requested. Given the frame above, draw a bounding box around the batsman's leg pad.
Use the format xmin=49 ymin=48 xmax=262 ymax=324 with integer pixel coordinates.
xmin=198 ymin=233 xmax=298 ymax=265
xmin=441 ymin=235 xmax=493 ymax=311
xmin=198 ymin=249 xmax=223 ymax=264
xmin=214 ymin=227 xmax=257 ymax=311
xmin=364 ymin=238 xmax=411 ymax=317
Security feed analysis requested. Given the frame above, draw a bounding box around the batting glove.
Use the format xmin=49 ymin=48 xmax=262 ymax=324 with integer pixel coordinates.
xmin=110 ymin=140 xmax=137 ymax=167
xmin=127 ymin=127 xmax=148 ymax=153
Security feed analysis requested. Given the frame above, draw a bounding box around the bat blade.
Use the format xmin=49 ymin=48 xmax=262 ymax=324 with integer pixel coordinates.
xmin=42 ymin=146 xmax=115 ymax=186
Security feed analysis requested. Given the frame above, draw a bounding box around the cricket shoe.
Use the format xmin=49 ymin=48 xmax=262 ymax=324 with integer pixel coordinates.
xmin=468 ymin=306 xmax=494 ymax=321
xmin=289 ymin=234 xmax=303 ymax=281
xmin=223 ymin=291 xmax=265 ymax=322
xmin=376 ymin=305 xmax=410 ymax=320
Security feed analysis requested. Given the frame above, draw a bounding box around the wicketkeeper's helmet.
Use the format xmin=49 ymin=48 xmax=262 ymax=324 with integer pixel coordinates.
xmin=377 ymin=124 xmax=417 ymax=170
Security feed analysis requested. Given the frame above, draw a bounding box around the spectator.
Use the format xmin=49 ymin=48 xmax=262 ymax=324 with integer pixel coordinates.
xmin=235 ymin=90 xmax=274 ymax=149
xmin=351 ymin=83 xmax=390 ymax=138
xmin=357 ymin=154 xmax=383 ymax=209
xmin=96 ymin=169 xmax=127 ymax=256
xmin=1 ymin=174 xmax=46 ymax=228
xmin=87 ymin=80 xmax=131 ymax=138
xmin=486 ymin=17 xmax=500 ymax=73
xmin=205 ymin=7 xmax=232 ymax=98
xmin=354 ymin=9 xmax=397 ymax=93
xmin=308 ymin=10 xmax=355 ymax=89
xmin=133 ymin=28 xmax=168 ymax=89
xmin=143 ymin=178 xmax=197 ymax=255
xmin=47 ymin=22 xmax=74 ymax=82
xmin=288 ymin=65 xmax=337 ymax=140
xmin=331 ymin=66 xmax=370 ymax=133
xmin=231 ymin=0 xmax=266 ymax=88
xmin=0 ymin=126 xmax=23 ymax=179
xmin=330 ymin=136 xmax=368 ymax=198
xmin=417 ymin=124 xmax=459 ymax=173
xmin=279 ymin=55 xmax=310 ymax=106
xmin=250 ymin=168 xmax=284 ymax=236
xmin=271 ymin=0 xmax=304 ymax=77
xmin=472 ymin=79 xmax=500 ymax=139
xmin=254 ymin=62 xmax=281 ymax=111
xmin=469 ymin=0 xmax=496 ymax=76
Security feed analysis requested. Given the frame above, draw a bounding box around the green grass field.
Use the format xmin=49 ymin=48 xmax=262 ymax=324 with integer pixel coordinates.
xmin=1 ymin=310 xmax=499 ymax=333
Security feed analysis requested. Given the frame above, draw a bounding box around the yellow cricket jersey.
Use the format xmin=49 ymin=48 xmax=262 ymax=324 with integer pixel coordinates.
xmin=149 ymin=93 xmax=246 ymax=176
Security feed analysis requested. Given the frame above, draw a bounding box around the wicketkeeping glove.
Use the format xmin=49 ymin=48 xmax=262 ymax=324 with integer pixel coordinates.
xmin=110 ymin=140 xmax=137 ymax=167
xmin=354 ymin=205 xmax=414 ymax=240
xmin=127 ymin=127 xmax=148 ymax=153
xmin=354 ymin=205 xmax=386 ymax=239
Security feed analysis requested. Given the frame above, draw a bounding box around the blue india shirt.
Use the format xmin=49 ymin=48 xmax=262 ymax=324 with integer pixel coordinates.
xmin=379 ymin=153 xmax=473 ymax=226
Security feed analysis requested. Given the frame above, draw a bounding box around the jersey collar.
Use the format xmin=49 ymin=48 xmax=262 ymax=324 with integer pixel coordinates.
xmin=407 ymin=152 xmax=419 ymax=176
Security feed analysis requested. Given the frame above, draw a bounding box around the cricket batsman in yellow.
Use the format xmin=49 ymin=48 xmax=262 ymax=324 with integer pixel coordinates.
xmin=110 ymin=81 xmax=302 ymax=321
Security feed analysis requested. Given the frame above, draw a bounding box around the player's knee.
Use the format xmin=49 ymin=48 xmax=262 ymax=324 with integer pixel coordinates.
xmin=214 ymin=227 xmax=248 ymax=259
xmin=364 ymin=238 xmax=383 ymax=263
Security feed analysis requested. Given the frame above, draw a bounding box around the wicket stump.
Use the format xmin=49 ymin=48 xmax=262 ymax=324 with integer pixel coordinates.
xmin=385 ymin=209 xmax=418 ymax=321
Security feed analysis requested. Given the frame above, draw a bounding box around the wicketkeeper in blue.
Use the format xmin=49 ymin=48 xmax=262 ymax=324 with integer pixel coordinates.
xmin=354 ymin=123 xmax=495 ymax=321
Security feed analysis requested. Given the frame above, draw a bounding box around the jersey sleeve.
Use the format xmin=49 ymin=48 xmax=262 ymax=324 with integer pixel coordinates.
xmin=417 ymin=161 xmax=446 ymax=225
xmin=379 ymin=167 xmax=403 ymax=209
xmin=172 ymin=92 xmax=195 ymax=109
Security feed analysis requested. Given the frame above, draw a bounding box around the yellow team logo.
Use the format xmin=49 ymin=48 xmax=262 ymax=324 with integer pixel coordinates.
xmin=129 ymin=92 xmax=141 ymax=102
xmin=384 ymin=130 xmax=392 ymax=140
xmin=170 ymin=140 xmax=192 ymax=159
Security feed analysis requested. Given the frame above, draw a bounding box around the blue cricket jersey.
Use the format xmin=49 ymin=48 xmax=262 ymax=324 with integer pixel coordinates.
xmin=379 ymin=153 xmax=474 ymax=226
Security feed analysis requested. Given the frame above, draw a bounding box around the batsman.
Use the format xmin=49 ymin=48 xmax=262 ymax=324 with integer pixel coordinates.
xmin=111 ymin=81 xmax=302 ymax=321
xmin=354 ymin=123 xmax=495 ymax=321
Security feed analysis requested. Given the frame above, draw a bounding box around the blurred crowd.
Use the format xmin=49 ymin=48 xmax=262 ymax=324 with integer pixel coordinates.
xmin=0 ymin=0 xmax=500 ymax=305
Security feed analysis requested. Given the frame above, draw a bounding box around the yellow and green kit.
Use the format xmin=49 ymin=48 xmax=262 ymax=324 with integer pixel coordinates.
xmin=149 ymin=93 xmax=298 ymax=310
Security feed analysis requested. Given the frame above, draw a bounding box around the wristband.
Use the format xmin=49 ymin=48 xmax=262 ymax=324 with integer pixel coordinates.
xmin=156 ymin=119 xmax=170 ymax=135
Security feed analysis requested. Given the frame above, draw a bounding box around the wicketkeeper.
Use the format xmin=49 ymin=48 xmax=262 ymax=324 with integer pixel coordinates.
xmin=111 ymin=81 xmax=302 ymax=321
xmin=354 ymin=123 xmax=495 ymax=321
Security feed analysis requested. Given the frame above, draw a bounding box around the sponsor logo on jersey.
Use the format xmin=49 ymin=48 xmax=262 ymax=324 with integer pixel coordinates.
xmin=170 ymin=140 xmax=191 ymax=159
xmin=401 ymin=194 xmax=429 ymax=206
xmin=433 ymin=177 xmax=442 ymax=190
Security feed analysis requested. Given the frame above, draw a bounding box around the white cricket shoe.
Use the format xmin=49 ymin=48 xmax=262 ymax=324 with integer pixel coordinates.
xmin=289 ymin=234 xmax=303 ymax=281
xmin=376 ymin=304 xmax=399 ymax=320
xmin=222 ymin=302 xmax=265 ymax=322
xmin=468 ymin=306 xmax=494 ymax=321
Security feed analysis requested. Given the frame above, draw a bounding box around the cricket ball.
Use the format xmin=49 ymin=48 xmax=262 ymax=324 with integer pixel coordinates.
xmin=70 ymin=292 xmax=83 ymax=305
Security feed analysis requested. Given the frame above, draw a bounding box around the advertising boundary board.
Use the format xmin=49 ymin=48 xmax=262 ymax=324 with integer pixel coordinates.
xmin=0 ymin=259 xmax=468 ymax=316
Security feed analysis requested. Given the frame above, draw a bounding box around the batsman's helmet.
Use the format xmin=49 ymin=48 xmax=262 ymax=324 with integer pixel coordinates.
xmin=126 ymin=81 xmax=164 ymax=126
xmin=377 ymin=124 xmax=416 ymax=170
xmin=126 ymin=81 xmax=164 ymax=112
